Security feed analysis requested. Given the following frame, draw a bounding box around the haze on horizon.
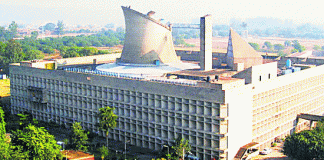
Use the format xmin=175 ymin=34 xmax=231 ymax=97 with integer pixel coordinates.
xmin=0 ymin=0 xmax=322 ymax=27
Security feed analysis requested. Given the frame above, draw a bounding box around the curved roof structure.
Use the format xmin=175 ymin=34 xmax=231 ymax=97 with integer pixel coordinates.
xmin=119 ymin=6 xmax=180 ymax=64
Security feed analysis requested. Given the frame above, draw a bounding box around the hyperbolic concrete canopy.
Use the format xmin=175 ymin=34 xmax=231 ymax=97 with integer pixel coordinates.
xmin=119 ymin=6 xmax=180 ymax=64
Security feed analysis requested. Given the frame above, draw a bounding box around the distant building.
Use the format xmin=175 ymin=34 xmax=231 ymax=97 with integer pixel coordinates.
xmin=10 ymin=6 xmax=324 ymax=160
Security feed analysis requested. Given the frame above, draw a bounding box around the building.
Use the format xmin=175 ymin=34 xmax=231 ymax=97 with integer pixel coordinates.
xmin=10 ymin=6 xmax=324 ymax=160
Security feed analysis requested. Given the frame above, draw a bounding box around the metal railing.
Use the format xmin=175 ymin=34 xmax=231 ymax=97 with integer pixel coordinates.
xmin=63 ymin=67 xmax=198 ymax=86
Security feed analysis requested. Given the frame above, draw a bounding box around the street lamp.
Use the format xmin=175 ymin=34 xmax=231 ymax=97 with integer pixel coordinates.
xmin=163 ymin=145 xmax=170 ymax=159
xmin=125 ymin=140 xmax=130 ymax=160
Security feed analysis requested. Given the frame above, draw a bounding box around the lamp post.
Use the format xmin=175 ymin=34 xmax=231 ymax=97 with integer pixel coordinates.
xmin=182 ymin=148 xmax=185 ymax=160
xmin=125 ymin=140 xmax=130 ymax=160
xmin=163 ymin=145 xmax=170 ymax=159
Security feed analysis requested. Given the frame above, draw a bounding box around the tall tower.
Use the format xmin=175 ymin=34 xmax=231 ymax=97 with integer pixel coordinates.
xmin=200 ymin=15 xmax=213 ymax=71
xmin=119 ymin=6 xmax=180 ymax=64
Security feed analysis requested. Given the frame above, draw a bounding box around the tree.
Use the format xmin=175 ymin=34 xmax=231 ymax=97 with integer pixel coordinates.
xmin=283 ymin=119 xmax=324 ymax=160
xmin=313 ymin=45 xmax=321 ymax=51
xmin=284 ymin=40 xmax=291 ymax=47
xmin=8 ymin=21 xmax=18 ymax=39
xmin=248 ymin=42 xmax=260 ymax=51
xmin=264 ymin=41 xmax=273 ymax=50
xmin=274 ymin=44 xmax=285 ymax=51
xmin=30 ymin=31 xmax=38 ymax=40
xmin=11 ymin=124 xmax=61 ymax=159
xmin=292 ymin=40 xmax=306 ymax=52
xmin=0 ymin=107 xmax=5 ymax=142
xmin=0 ymin=40 xmax=24 ymax=73
xmin=71 ymin=122 xmax=89 ymax=152
xmin=0 ymin=107 xmax=10 ymax=159
xmin=57 ymin=20 xmax=64 ymax=36
xmin=171 ymin=137 xmax=191 ymax=159
xmin=97 ymin=145 xmax=110 ymax=160
xmin=17 ymin=112 xmax=38 ymax=130
xmin=4 ymin=39 xmax=24 ymax=63
xmin=98 ymin=106 xmax=118 ymax=148
xmin=277 ymin=50 xmax=287 ymax=57
xmin=43 ymin=23 xmax=56 ymax=31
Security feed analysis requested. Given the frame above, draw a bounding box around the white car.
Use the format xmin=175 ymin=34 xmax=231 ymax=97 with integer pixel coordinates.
xmin=259 ymin=148 xmax=272 ymax=155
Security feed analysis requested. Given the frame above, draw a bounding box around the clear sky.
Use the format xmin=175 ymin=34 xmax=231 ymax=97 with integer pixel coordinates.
xmin=0 ymin=0 xmax=322 ymax=27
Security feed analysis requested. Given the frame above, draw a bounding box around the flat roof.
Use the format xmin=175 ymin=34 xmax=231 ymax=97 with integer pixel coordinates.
xmin=96 ymin=62 xmax=200 ymax=77
xmin=168 ymin=68 xmax=236 ymax=78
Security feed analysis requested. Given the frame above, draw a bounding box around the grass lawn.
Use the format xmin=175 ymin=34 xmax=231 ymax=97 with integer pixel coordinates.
xmin=0 ymin=79 xmax=10 ymax=97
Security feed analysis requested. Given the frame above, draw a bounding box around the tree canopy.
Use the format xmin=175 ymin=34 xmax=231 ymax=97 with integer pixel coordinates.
xmin=56 ymin=20 xmax=64 ymax=36
xmin=11 ymin=124 xmax=62 ymax=159
xmin=8 ymin=21 xmax=18 ymax=39
xmin=171 ymin=137 xmax=192 ymax=159
xmin=283 ymin=119 xmax=324 ymax=160
xmin=71 ymin=122 xmax=89 ymax=152
xmin=249 ymin=42 xmax=260 ymax=51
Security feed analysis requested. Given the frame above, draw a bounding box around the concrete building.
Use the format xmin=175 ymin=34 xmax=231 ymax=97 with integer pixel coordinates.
xmin=9 ymin=6 xmax=324 ymax=160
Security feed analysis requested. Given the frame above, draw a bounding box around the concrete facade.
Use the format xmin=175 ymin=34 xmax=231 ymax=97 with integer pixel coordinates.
xmin=9 ymin=6 xmax=324 ymax=160
xmin=10 ymin=55 xmax=324 ymax=160
xmin=10 ymin=63 xmax=232 ymax=159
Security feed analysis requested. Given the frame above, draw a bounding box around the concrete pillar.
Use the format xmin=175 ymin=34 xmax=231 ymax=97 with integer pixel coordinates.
xmin=200 ymin=15 xmax=213 ymax=71
xmin=310 ymin=120 xmax=314 ymax=129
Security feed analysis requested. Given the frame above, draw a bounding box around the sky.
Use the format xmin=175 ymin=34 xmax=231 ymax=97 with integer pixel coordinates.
xmin=0 ymin=0 xmax=322 ymax=27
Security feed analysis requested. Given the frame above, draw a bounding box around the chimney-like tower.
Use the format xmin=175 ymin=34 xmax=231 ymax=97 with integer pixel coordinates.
xmin=200 ymin=15 xmax=213 ymax=71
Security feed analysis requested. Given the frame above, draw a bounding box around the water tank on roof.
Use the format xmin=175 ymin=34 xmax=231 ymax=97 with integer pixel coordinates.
xmin=286 ymin=59 xmax=292 ymax=68
xmin=283 ymin=69 xmax=292 ymax=75
xmin=292 ymin=67 xmax=301 ymax=72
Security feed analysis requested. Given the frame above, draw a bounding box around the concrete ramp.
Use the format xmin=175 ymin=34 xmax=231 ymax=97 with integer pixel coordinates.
xmin=297 ymin=113 xmax=324 ymax=121
xmin=233 ymin=142 xmax=259 ymax=160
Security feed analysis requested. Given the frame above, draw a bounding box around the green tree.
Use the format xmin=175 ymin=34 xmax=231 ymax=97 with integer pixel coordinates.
xmin=43 ymin=23 xmax=56 ymax=31
xmin=98 ymin=145 xmax=110 ymax=160
xmin=30 ymin=31 xmax=38 ymax=40
xmin=57 ymin=20 xmax=64 ymax=37
xmin=274 ymin=44 xmax=285 ymax=51
xmin=264 ymin=41 xmax=273 ymax=50
xmin=0 ymin=107 xmax=5 ymax=141
xmin=248 ymin=42 xmax=260 ymax=51
xmin=8 ymin=21 xmax=18 ymax=39
xmin=71 ymin=122 xmax=89 ymax=152
xmin=4 ymin=39 xmax=24 ymax=63
xmin=171 ymin=137 xmax=191 ymax=160
xmin=284 ymin=40 xmax=291 ymax=47
xmin=277 ymin=50 xmax=287 ymax=57
xmin=11 ymin=124 xmax=61 ymax=159
xmin=292 ymin=40 xmax=306 ymax=52
xmin=17 ymin=112 xmax=38 ymax=130
xmin=291 ymin=49 xmax=299 ymax=53
xmin=313 ymin=45 xmax=321 ymax=51
xmin=0 ymin=40 xmax=24 ymax=73
xmin=0 ymin=107 xmax=11 ymax=159
xmin=283 ymin=119 xmax=324 ymax=160
xmin=98 ymin=106 xmax=118 ymax=148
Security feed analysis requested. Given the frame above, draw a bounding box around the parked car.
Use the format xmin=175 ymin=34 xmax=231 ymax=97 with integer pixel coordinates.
xmin=259 ymin=148 xmax=272 ymax=155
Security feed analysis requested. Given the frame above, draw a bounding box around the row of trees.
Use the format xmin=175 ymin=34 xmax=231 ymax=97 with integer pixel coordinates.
xmin=0 ymin=105 xmax=120 ymax=159
xmin=248 ymin=40 xmax=307 ymax=57
xmin=0 ymin=27 xmax=124 ymax=73
xmin=0 ymin=108 xmax=62 ymax=159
